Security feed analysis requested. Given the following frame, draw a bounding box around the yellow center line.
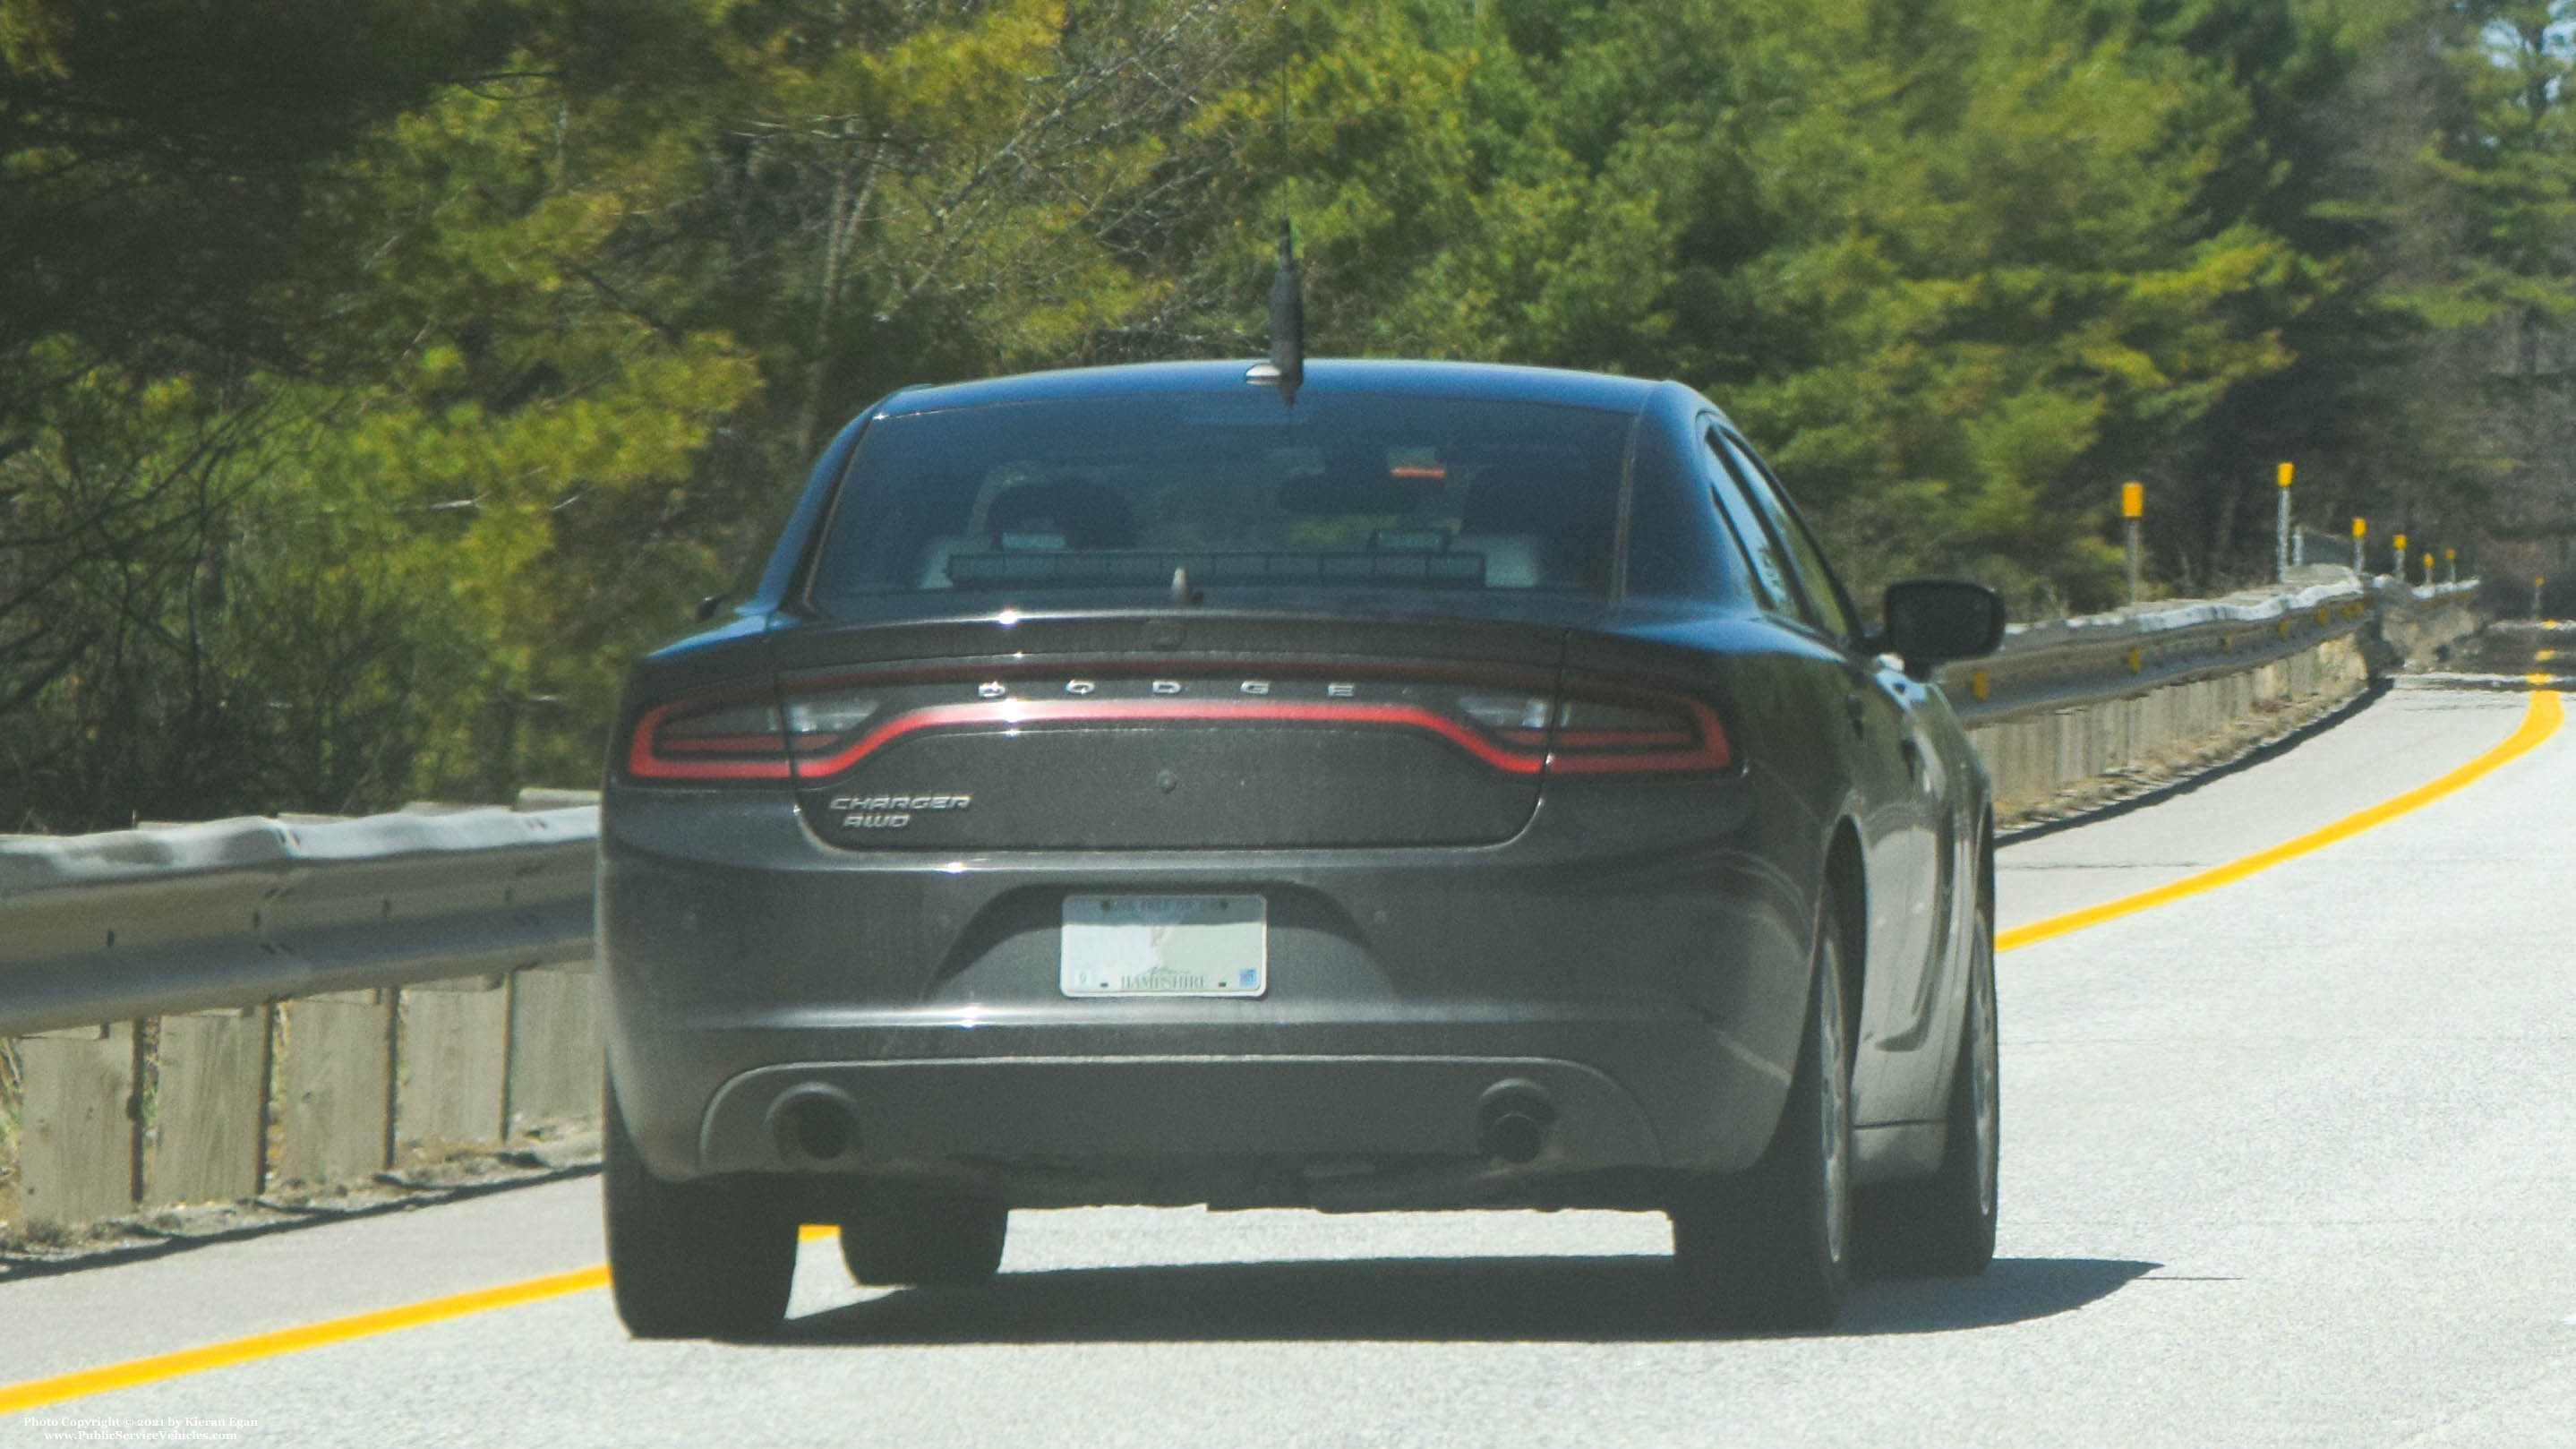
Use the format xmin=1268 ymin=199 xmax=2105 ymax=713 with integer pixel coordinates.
xmin=2000 ymin=685 xmax=2564 ymax=952
xmin=8 ymin=691 xmax=2568 ymax=1414
xmin=0 ymin=1225 xmax=840 ymax=1416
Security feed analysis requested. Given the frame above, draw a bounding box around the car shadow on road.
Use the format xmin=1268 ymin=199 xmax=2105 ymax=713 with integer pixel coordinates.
xmin=772 ymin=1255 xmax=2157 ymax=1346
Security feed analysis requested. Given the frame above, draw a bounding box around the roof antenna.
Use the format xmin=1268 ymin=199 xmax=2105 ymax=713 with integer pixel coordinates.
xmin=1245 ymin=30 xmax=1303 ymax=407
xmin=1267 ymin=217 xmax=1304 ymax=407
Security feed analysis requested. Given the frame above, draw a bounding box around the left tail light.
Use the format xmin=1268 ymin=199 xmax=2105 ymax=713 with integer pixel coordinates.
xmin=626 ymin=688 xmax=790 ymax=780
xmin=627 ymin=682 xmax=890 ymax=781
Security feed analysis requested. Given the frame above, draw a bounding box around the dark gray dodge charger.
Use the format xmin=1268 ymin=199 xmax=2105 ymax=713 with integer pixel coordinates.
xmin=599 ymin=358 xmax=2005 ymax=1337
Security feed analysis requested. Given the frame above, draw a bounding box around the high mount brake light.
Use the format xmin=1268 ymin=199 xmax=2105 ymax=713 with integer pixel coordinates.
xmin=627 ymin=669 xmax=1730 ymax=783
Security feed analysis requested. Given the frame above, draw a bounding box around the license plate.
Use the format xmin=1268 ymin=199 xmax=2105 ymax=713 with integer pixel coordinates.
xmin=1060 ymin=895 xmax=1267 ymax=997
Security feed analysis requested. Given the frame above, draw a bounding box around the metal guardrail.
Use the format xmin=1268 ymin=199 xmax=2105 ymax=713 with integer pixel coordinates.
xmin=0 ymin=577 xmax=2483 ymax=1041
xmin=0 ymin=807 xmax=595 ymax=1039
xmin=1941 ymin=576 xmax=2476 ymax=728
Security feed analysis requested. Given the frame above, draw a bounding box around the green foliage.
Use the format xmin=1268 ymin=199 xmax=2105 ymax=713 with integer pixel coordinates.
xmin=1141 ymin=0 xmax=2320 ymax=609
xmin=4 ymin=0 xmax=2572 ymax=827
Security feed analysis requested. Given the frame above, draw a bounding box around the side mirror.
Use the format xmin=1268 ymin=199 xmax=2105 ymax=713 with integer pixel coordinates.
xmin=695 ymin=593 xmax=730 ymax=622
xmin=1879 ymin=579 xmax=2005 ymax=679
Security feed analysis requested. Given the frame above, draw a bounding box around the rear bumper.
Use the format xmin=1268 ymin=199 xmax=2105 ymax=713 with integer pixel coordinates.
xmin=600 ymin=775 xmax=1821 ymax=1207
xmin=704 ymin=1053 xmax=1676 ymax=1209
xmin=647 ymin=1014 xmax=1784 ymax=1209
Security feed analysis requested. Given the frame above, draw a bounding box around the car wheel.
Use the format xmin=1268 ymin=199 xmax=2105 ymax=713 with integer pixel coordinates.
xmin=1858 ymin=904 xmax=1999 ymax=1277
xmin=839 ymin=1195 xmax=1009 ymax=1287
xmin=1670 ymin=888 xmax=1855 ymax=1330
xmin=603 ymin=1078 xmax=798 ymax=1339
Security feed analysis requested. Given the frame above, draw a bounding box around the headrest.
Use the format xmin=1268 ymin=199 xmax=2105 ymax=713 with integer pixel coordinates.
xmin=984 ymin=477 xmax=1135 ymax=548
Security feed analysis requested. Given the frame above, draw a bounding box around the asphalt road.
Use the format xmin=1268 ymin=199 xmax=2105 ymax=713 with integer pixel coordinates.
xmin=4 ymin=664 xmax=2572 ymax=1448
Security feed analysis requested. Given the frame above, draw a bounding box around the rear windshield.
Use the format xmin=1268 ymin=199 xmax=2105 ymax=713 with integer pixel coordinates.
xmin=806 ymin=391 xmax=1633 ymax=605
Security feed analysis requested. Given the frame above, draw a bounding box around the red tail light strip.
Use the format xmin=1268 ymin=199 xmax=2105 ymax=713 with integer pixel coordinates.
xmin=629 ymin=678 xmax=1732 ymax=782
xmin=786 ymin=699 xmax=1550 ymax=778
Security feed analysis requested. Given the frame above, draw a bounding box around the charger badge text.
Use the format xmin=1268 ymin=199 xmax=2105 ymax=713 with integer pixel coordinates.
xmin=828 ymin=793 xmax=971 ymax=830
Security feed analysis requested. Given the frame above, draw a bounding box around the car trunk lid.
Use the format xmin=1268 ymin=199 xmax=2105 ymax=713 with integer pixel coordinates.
xmin=766 ymin=611 xmax=1571 ymax=851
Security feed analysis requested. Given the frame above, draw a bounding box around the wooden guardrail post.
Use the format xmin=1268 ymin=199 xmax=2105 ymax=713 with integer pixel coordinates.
xmin=505 ymin=963 xmax=603 ymax=1136
xmin=393 ymin=975 xmax=510 ymax=1167
xmin=144 ymin=1007 xmax=264 ymax=1208
xmin=271 ymin=991 xmax=393 ymax=1191
xmin=16 ymin=1024 xmax=136 ymax=1230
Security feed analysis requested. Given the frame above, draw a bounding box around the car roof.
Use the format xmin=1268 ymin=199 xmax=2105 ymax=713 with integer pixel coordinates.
xmin=870 ymin=358 xmax=1665 ymax=417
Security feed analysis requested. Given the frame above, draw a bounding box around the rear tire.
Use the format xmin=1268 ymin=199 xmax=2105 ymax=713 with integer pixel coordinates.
xmin=603 ymin=1080 xmax=797 ymax=1339
xmin=1670 ymin=890 xmax=1855 ymax=1330
xmin=839 ymin=1195 xmax=1008 ymax=1287
xmin=1858 ymin=905 xmax=1999 ymax=1277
